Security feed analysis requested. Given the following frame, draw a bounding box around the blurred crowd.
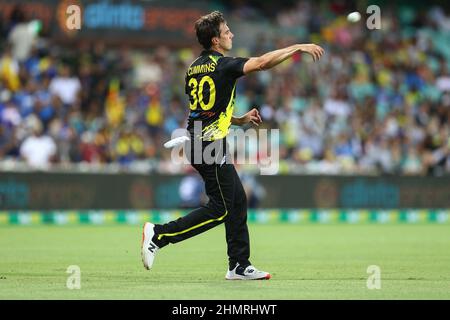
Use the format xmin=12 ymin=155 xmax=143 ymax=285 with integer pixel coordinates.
xmin=0 ymin=1 xmax=449 ymax=176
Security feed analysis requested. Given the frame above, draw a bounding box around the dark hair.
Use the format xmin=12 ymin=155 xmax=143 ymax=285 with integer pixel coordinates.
xmin=194 ymin=11 xmax=225 ymax=50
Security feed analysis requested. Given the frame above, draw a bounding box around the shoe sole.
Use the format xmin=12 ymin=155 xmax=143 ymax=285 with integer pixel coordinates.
xmin=141 ymin=222 xmax=154 ymax=270
xmin=225 ymin=274 xmax=271 ymax=280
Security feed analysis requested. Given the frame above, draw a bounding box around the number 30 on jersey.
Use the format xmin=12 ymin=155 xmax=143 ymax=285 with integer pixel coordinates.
xmin=188 ymin=76 xmax=216 ymax=111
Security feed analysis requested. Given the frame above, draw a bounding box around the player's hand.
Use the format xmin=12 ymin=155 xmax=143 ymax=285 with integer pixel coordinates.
xmin=242 ymin=108 xmax=262 ymax=126
xmin=298 ymin=44 xmax=325 ymax=62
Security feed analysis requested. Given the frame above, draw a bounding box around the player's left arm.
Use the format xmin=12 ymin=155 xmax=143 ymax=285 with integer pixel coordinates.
xmin=231 ymin=108 xmax=262 ymax=126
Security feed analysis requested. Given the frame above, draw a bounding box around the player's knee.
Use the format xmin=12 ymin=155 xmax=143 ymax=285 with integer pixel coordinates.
xmin=241 ymin=192 xmax=248 ymax=206
xmin=212 ymin=203 xmax=228 ymax=218
xmin=236 ymin=192 xmax=247 ymax=210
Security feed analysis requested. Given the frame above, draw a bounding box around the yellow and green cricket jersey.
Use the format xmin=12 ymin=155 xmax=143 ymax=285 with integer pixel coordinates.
xmin=186 ymin=50 xmax=248 ymax=141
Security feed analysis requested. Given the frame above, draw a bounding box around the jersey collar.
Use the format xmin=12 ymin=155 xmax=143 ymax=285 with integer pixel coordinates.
xmin=201 ymin=49 xmax=224 ymax=57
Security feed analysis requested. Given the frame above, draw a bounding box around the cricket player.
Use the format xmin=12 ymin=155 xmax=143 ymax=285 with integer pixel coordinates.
xmin=142 ymin=11 xmax=324 ymax=280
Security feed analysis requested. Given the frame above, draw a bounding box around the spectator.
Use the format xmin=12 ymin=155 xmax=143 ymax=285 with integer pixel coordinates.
xmin=7 ymin=8 xmax=38 ymax=62
xmin=19 ymin=121 xmax=56 ymax=169
xmin=49 ymin=65 xmax=81 ymax=106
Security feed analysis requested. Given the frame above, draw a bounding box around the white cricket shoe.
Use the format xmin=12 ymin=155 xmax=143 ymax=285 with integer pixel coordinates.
xmin=225 ymin=264 xmax=271 ymax=280
xmin=141 ymin=222 xmax=159 ymax=270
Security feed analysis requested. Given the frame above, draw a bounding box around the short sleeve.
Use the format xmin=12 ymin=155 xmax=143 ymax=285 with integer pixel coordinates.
xmin=218 ymin=57 xmax=249 ymax=79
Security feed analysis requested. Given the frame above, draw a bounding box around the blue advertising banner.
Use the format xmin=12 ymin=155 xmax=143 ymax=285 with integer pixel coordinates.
xmin=0 ymin=0 xmax=209 ymax=45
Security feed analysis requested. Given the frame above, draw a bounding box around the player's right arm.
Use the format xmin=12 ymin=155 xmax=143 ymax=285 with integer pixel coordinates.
xmin=243 ymin=44 xmax=324 ymax=74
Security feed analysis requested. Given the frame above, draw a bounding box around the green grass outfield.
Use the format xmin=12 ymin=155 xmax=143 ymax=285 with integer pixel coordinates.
xmin=0 ymin=224 xmax=449 ymax=299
